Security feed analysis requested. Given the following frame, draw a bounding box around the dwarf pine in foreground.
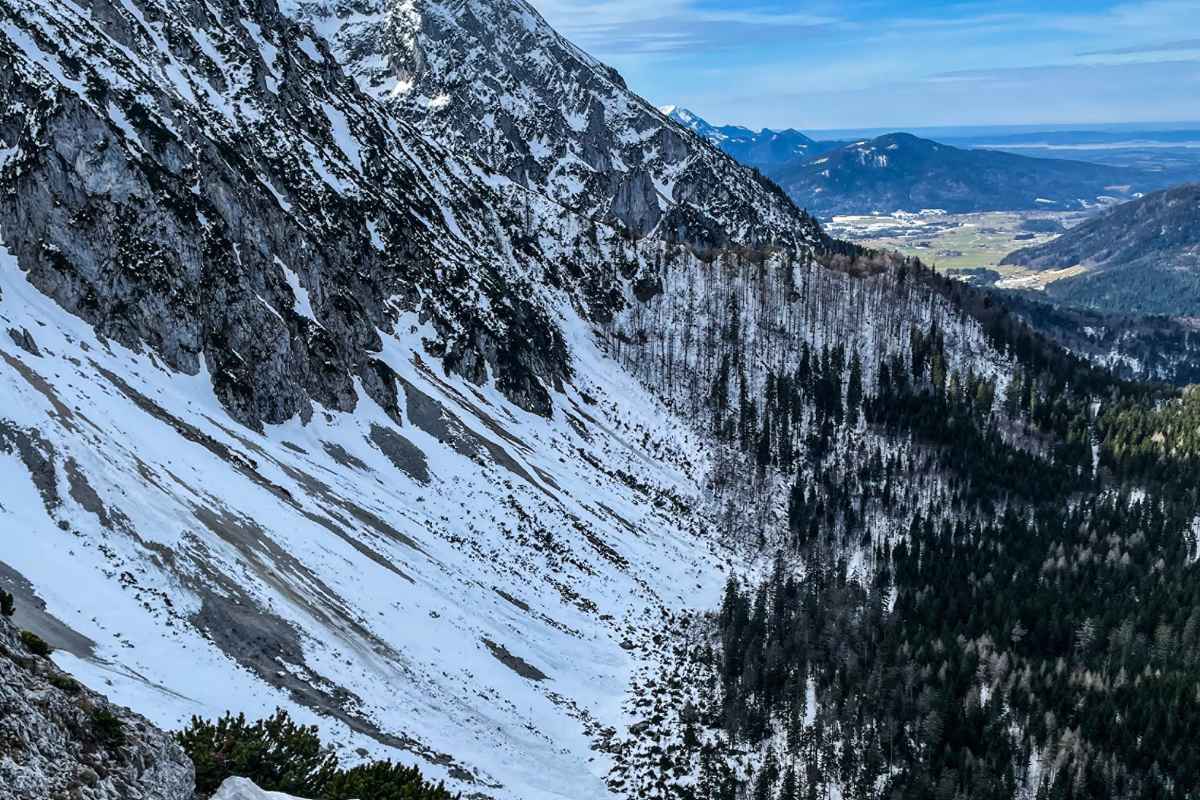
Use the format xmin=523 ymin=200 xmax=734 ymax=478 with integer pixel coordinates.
xmin=176 ymin=709 xmax=457 ymax=799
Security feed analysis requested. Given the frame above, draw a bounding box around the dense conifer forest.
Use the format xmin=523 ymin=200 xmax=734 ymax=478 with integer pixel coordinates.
xmin=602 ymin=246 xmax=1200 ymax=800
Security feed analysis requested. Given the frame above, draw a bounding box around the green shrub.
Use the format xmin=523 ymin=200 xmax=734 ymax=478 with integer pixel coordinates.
xmin=176 ymin=709 xmax=338 ymax=798
xmin=47 ymin=672 xmax=81 ymax=694
xmin=19 ymin=630 xmax=51 ymax=658
xmin=90 ymin=707 xmax=126 ymax=749
xmin=0 ymin=589 xmax=14 ymax=617
xmin=322 ymin=760 xmax=457 ymax=800
xmin=176 ymin=709 xmax=457 ymax=800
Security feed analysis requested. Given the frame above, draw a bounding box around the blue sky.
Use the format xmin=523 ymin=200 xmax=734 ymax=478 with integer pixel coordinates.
xmin=527 ymin=0 xmax=1200 ymax=131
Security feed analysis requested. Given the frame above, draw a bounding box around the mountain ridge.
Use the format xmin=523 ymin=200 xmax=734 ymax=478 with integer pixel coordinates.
xmin=285 ymin=0 xmax=823 ymax=251
xmin=661 ymin=108 xmax=1172 ymax=216
xmin=3 ymin=1 xmax=1199 ymax=799
xmin=662 ymin=105 xmax=838 ymax=171
xmin=775 ymin=132 xmax=1160 ymax=216
xmin=1002 ymin=182 xmax=1200 ymax=315
xmin=0 ymin=1 xmax=1020 ymax=793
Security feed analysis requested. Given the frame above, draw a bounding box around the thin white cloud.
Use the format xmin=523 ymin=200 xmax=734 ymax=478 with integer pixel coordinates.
xmin=1079 ymin=38 xmax=1200 ymax=56
xmin=529 ymin=0 xmax=838 ymax=55
xmin=691 ymin=9 xmax=837 ymax=26
xmin=527 ymin=0 xmax=1200 ymax=129
xmin=530 ymin=0 xmax=690 ymax=30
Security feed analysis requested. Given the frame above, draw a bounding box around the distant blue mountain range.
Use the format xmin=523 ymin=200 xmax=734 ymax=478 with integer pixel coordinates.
xmin=663 ymin=107 xmax=1200 ymax=217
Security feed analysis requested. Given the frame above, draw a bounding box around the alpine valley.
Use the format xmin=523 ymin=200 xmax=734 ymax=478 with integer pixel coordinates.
xmin=1 ymin=2 xmax=1199 ymax=800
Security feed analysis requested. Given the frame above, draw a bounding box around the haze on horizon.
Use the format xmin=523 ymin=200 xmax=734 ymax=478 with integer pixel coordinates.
xmin=527 ymin=0 xmax=1200 ymax=133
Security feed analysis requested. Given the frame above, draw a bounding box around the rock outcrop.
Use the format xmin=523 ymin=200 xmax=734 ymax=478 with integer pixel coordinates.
xmin=0 ymin=615 xmax=194 ymax=800
xmin=283 ymin=0 xmax=823 ymax=253
xmin=211 ymin=777 xmax=300 ymax=800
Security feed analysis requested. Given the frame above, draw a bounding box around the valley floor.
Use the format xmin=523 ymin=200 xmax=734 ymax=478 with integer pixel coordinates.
xmin=825 ymin=209 xmax=1090 ymax=288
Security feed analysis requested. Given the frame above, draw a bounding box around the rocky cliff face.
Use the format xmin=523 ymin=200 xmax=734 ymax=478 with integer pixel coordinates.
xmin=0 ymin=0 xmax=641 ymax=426
xmin=283 ymin=0 xmax=821 ymax=253
xmin=0 ymin=614 xmax=194 ymax=800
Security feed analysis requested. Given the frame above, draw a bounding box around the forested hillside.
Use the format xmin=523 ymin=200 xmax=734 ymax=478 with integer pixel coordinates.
xmin=1003 ymin=183 xmax=1200 ymax=316
xmin=774 ymin=134 xmax=1157 ymax=217
xmin=600 ymin=245 xmax=1200 ymax=800
xmin=991 ymin=296 xmax=1200 ymax=387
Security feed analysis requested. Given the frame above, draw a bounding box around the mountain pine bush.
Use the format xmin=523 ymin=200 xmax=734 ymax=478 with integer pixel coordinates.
xmin=177 ymin=709 xmax=338 ymax=797
xmin=322 ymin=760 xmax=457 ymax=800
xmin=90 ymin=707 xmax=126 ymax=750
xmin=177 ymin=709 xmax=456 ymax=799
xmin=19 ymin=629 xmax=51 ymax=658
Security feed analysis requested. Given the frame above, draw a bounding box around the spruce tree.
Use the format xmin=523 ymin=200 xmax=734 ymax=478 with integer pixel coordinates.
xmin=847 ymin=352 xmax=863 ymax=428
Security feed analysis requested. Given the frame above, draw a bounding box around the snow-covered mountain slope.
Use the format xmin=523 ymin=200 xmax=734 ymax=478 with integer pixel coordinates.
xmin=0 ymin=233 xmax=733 ymax=799
xmin=0 ymin=0 xmax=746 ymax=796
xmin=284 ymin=0 xmax=819 ymax=251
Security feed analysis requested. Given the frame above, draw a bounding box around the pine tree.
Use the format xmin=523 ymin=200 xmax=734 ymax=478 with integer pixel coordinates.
xmin=847 ymin=351 xmax=863 ymax=429
xmin=779 ymin=765 xmax=798 ymax=800
xmin=757 ymin=407 xmax=773 ymax=470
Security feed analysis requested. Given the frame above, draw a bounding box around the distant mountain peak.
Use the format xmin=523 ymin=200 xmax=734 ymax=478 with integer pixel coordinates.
xmin=772 ymin=131 xmax=1155 ymax=216
xmin=662 ymin=106 xmax=726 ymax=140
xmin=660 ymin=106 xmax=827 ymax=173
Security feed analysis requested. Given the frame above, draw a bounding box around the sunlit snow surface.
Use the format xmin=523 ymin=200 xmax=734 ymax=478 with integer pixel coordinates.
xmin=0 ymin=238 xmax=729 ymax=799
xmin=213 ymin=777 xmax=306 ymax=800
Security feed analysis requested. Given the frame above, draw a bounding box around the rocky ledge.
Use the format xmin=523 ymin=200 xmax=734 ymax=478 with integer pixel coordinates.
xmin=0 ymin=613 xmax=194 ymax=800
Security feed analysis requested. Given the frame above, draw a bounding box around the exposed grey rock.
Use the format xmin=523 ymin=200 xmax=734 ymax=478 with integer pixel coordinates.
xmin=368 ymin=424 xmax=430 ymax=484
xmin=284 ymin=0 xmax=824 ymax=254
xmin=0 ymin=419 xmax=60 ymax=510
xmin=0 ymin=613 xmax=194 ymax=800
xmin=0 ymin=0 xmax=584 ymax=426
xmin=481 ymin=637 xmax=548 ymax=682
xmin=212 ymin=777 xmax=304 ymax=800
xmin=7 ymin=327 xmax=40 ymax=356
